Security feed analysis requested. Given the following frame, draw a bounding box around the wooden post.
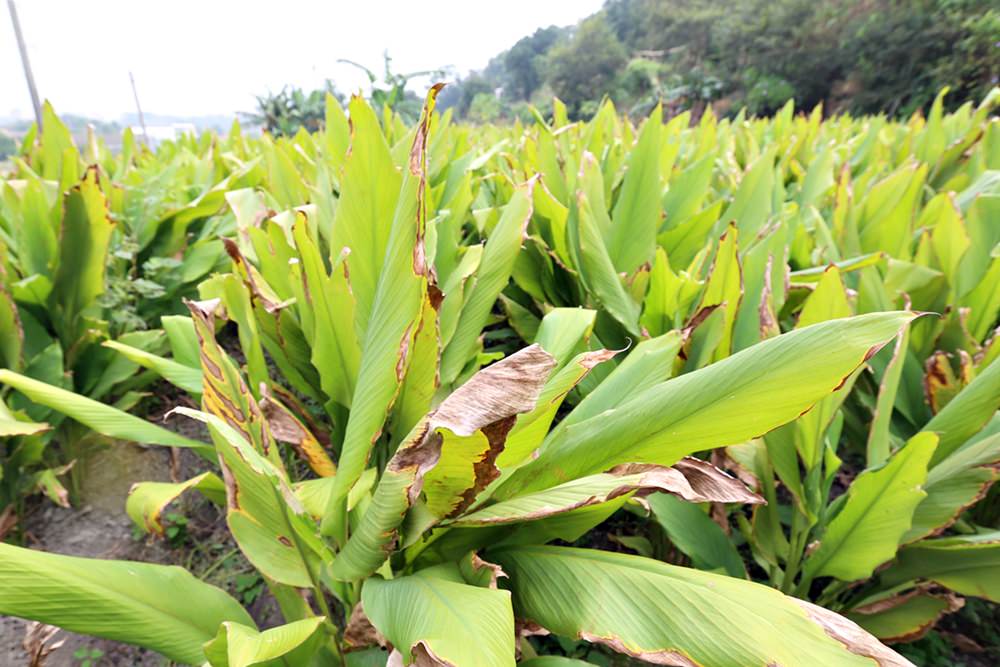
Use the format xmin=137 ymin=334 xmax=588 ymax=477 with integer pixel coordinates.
xmin=7 ymin=0 xmax=42 ymax=131
xmin=129 ymin=71 xmax=150 ymax=147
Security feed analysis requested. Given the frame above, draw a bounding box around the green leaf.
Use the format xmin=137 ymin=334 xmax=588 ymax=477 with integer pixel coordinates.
xmin=574 ymin=154 xmax=641 ymax=335
xmin=441 ymin=180 xmax=534 ymax=385
xmin=492 ymin=546 xmax=909 ymax=666
xmin=689 ymin=223 xmax=742 ymax=362
xmin=0 ymin=271 xmax=23 ymax=371
xmin=51 ymin=167 xmax=114 ymax=344
xmin=324 ymin=87 xmax=441 ymax=540
xmin=174 ymin=408 xmax=332 ymax=589
xmin=867 ymin=325 xmax=909 ymax=467
xmin=0 ymin=542 xmax=253 ymax=665
xmin=646 ymin=493 xmax=747 ymax=578
xmin=292 ymin=212 xmax=361 ymax=409
xmin=661 ymin=153 xmax=713 ymax=233
xmin=102 ymin=340 xmax=203 ymax=394
xmin=497 ymin=312 xmax=917 ymax=499
xmin=329 ymin=345 xmax=554 ymax=580
xmin=204 ymin=617 xmax=326 ymax=667
xmin=847 ymin=590 xmax=963 ymax=643
xmin=881 ymin=531 xmax=1000 ymax=602
xmin=126 ymin=472 xmax=225 ymax=535
xmin=905 ymin=432 xmax=1000 ymax=543
xmin=0 ymin=369 xmax=208 ymax=451
xmin=0 ymin=396 xmax=49 ymax=436
xmin=457 ymin=458 xmax=760 ymax=527
xmin=802 ymin=433 xmax=937 ymax=583
xmin=607 ymin=105 xmax=661 ymax=275
xmin=926 ymin=354 xmax=1000 ymax=465
xmin=362 ymin=573 xmax=515 ymax=666
xmin=721 ymin=147 xmax=774 ymax=239
xmin=330 ymin=95 xmax=402 ymax=337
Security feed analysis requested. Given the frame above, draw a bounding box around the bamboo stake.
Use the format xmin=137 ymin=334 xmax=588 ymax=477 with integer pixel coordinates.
xmin=7 ymin=0 xmax=42 ymax=131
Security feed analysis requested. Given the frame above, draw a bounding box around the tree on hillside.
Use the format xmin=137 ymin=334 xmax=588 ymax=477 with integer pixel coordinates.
xmin=503 ymin=27 xmax=565 ymax=101
xmin=546 ymin=17 xmax=628 ymax=117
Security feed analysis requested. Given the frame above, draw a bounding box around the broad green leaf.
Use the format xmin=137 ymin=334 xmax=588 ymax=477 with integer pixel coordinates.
xmin=204 ymin=617 xmax=326 ymax=667
xmin=362 ymin=573 xmax=515 ymax=666
xmin=532 ymin=308 xmax=597 ymax=369
xmin=641 ymin=248 xmax=701 ymax=336
xmin=161 ymin=315 xmax=200 ymax=369
xmin=331 ymin=96 xmax=401 ymax=336
xmin=881 ymin=531 xmax=1000 ymax=602
xmin=867 ymin=326 xmax=909 ymax=467
xmin=721 ymin=147 xmax=774 ymax=239
xmin=926 ymin=355 xmax=1000 ymax=465
xmin=325 ymin=87 xmax=441 ymax=540
xmin=802 ymin=433 xmax=937 ymax=582
xmin=661 ymin=153 xmax=713 ymax=232
xmin=689 ymin=224 xmax=741 ymax=362
xmin=0 ymin=542 xmax=253 ymax=665
xmin=102 ymin=340 xmax=203 ymax=394
xmin=293 ymin=213 xmax=360 ymax=408
xmin=847 ymin=590 xmax=963 ymax=643
xmin=796 ymin=265 xmax=851 ymax=329
xmin=0 ymin=369 xmax=208 ymax=451
xmin=646 ymin=493 xmax=747 ymax=578
xmin=175 ymin=407 xmax=333 ymax=588
xmin=51 ymin=167 xmax=115 ymax=343
xmin=574 ymin=154 xmax=641 ymax=335
xmin=904 ymin=432 xmax=1000 ymax=543
xmin=0 ymin=396 xmax=49 ymax=436
xmin=0 ymin=272 xmax=22 ymax=371
xmin=551 ymin=330 xmax=682 ymax=436
xmin=492 ymin=546 xmax=909 ymax=666
xmin=607 ymin=105 xmax=661 ymax=275
xmin=441 ymin=181 xmax=534 ymax=385
xmin=389 ymin=294 xmax=440 ymax=447
xmin=497 ymin=312 xmax=917 ymax=499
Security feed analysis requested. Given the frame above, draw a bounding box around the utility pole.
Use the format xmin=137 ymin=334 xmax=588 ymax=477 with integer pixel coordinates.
xmin=129 ymin=71 xmax=150 ymax=147
xmin=7 ymin=0 xmax=42 ymax=131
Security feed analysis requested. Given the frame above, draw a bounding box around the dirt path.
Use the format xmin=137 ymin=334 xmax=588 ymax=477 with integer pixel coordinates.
xmin=1 ymin=443 xmax=180 ymax=666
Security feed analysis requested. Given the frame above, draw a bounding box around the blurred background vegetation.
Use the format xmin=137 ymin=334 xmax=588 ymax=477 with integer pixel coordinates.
xmin=438 ymin=0 xmax=1000 ymax=122
xmin=265 ymin=0 xmax=993 ymax=129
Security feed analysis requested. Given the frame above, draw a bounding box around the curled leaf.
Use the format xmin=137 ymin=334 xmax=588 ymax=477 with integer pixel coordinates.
xmin=455 ymin=458 xmax=761 ymax=527
xmin=126 ymin=472 xmax=226 ymax=536
xmin=329 ymin=344 xmax=555 ymax=581
xmin=259 ymin=387 xmax=336 ymax=477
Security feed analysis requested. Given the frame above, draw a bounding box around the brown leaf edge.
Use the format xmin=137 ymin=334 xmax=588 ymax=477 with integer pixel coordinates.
xmin=849 ymin=587 xmax=965 ymax=644
xmin=456 ymin=458 xmax=762 ymax=527
xmin=796 ymin=599 xmax=917 ymax=667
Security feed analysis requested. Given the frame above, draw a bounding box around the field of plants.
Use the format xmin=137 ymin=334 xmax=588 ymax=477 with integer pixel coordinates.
xmin=0 ymin=85 xmax=999 ymax=666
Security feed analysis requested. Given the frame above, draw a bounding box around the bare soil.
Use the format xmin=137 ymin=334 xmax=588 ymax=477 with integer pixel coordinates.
xmin=0 ymin=408 xmax=281 ymax=667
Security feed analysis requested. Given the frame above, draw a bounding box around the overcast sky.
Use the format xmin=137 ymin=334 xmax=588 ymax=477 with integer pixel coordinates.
xmin=2 ymin=0 xmax=604 ymax=120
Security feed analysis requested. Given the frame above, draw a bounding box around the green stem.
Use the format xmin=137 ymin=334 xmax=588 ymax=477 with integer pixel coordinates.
xmin=273 ymin=487 xmax=344 ymax=666
xmin=199 ymin=547 xmax=239 ymax=580
xmin=781 ymin=510 xmax=810 ymax=594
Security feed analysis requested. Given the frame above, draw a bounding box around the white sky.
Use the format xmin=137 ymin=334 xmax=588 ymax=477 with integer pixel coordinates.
xmin=2 ymin=0 xmax=604 ymax=120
